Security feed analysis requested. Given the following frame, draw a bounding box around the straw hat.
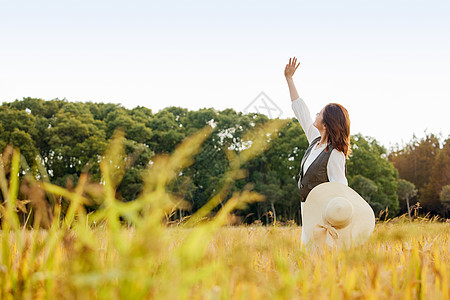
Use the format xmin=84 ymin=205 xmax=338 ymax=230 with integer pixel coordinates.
xmin=302 ymin=182 xmax=375 ymax=249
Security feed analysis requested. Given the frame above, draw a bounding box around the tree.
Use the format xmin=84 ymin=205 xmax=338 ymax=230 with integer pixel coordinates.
xmin=235 ymin=118 xmax=308 ymax=224
xmin=389 ymin=134 xmax=449 ymax=215
xmin=439 ymin=185 xmax=450 ymax=217
xmin=349 ymin=175 xmax=378 ymax=204
xmin=347 ymin=134 xmax=400 ymax=216
xmin=250 ymin=171 xmax=283 ymax=223
xmin=0 ymin=108 xmax=39 ymax=164
xmin=147 ymin=109 xmax=185 ymax=153
xmin=397 ymin=179 xmax=418 ymax=220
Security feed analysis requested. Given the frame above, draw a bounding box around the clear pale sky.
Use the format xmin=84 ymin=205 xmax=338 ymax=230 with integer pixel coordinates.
xmin=1 ymin=0 xmax=449 ymax=149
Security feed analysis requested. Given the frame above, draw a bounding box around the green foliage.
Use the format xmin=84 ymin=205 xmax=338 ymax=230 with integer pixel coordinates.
xmin=347 ymin=134 xmax=400 ymax=216
xmin=238 ymin=119 xmax=308 ymax=224
xmin=1 ymin=97 xmax=444 ymax=221
xmin=349 ymin=175 xmax=378 ymax=203
xmin=396 ymin=179 xmax=418 ymax=219
xmin=397 ymin=179 xmax=418 ymax=203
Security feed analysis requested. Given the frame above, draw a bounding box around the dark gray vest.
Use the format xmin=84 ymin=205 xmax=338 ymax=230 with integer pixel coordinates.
xmin=298 ymin=136 xmax=333 ymax=202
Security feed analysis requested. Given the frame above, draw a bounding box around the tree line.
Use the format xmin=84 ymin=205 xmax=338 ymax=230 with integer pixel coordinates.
xmin=0 ymin=97 xmax=448 ymax=225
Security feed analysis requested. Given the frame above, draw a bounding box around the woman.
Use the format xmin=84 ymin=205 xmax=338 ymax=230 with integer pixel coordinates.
xmin=284 ymin=57 xmax=351 ymax=245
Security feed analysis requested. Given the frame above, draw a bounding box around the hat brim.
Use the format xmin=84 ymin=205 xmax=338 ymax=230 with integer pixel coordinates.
xmin=303 ymin=182 xmax=375 ymax=248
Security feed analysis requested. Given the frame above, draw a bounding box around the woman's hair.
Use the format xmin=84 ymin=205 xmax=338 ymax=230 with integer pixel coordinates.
xmin=322 ymin=103 xmax=351 ymax=158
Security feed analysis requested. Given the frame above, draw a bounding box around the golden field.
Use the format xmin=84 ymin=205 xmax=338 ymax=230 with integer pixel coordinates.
xmin=0 ymin=221 xmax=449 ymax=299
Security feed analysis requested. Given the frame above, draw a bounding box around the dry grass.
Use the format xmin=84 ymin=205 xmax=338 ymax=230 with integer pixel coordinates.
xmin=0 ymin=222 xmax=449 ymax=299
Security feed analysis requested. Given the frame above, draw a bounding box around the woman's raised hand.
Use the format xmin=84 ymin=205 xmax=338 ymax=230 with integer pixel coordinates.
xmin=284 ymin=57 xmax=300 ymax=79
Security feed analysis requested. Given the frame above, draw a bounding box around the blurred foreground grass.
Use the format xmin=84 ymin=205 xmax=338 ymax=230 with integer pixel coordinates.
xmin=0 ymin=222 xmax=449 ymax=299
xmin=0 ymin=120 xmax=449 ymax=299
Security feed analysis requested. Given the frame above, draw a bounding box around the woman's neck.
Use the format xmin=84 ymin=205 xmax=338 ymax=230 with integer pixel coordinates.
xmin=319 ymin=129 xmax=328 ymax=145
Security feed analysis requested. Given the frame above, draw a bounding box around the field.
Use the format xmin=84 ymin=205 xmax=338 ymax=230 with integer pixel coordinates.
xmin=0 ymin=220 xmax=449 ymax=299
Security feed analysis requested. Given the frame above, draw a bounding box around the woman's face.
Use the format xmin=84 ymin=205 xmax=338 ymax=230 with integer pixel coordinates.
xmin=313 ymin=107 xmax=326 ymax=131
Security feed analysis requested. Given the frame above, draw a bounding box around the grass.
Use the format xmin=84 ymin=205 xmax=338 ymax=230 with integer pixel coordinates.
xmin=0 ymin=222 xmax=448 ymax=299
xmin=0 ymin=120 xmax=449 ymax=299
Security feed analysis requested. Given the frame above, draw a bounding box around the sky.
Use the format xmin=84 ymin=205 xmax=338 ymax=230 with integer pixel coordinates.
xmin=1 ymin=0 xmax=449 ymax=149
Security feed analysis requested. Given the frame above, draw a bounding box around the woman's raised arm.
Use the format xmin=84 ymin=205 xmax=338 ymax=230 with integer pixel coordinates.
xmin=286 ymin=57 xmax=320 ymax=143
xmin=285 ymin=57 xmax=300 ymax=101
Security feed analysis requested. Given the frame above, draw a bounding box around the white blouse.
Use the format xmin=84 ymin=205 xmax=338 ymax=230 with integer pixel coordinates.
xmin=291 ymin=97 xmax=348 ymax=185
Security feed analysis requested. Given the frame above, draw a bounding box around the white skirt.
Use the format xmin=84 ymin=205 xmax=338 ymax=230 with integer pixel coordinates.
xmin=300 ymin=201 xmax=310 ymax=245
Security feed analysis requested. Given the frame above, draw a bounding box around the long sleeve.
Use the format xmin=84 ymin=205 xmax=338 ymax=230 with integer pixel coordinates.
xmin=291 ymin=97 xmax=320 ymax=144
xmin=327 ymin=149 xmax=348 ymax=185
